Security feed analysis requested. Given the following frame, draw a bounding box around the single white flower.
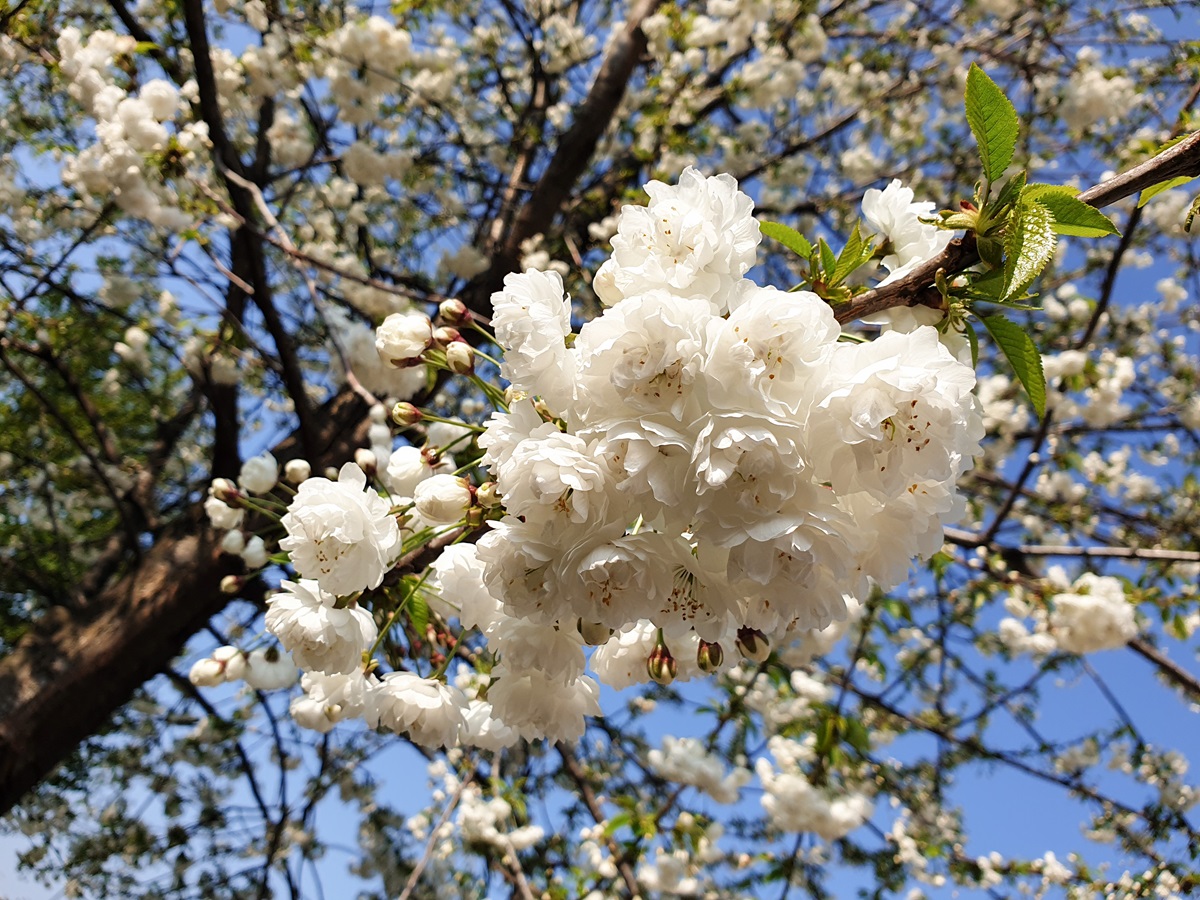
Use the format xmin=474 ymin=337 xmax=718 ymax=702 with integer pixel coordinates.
xmin=860 ymin=179 xmax=952 ymax=286
xmin=367 ymin=672 xmax=468 ymax=748
xmin=240 ymin=535 xmax=269 ymax=568
xmin=598 ymin=167 xmax=760 ymax=313
xmin=243 ymin=647 xmax=299 ymax=691
xmin=486 ymin=665 xmax=601 ymax=742
xmin=265 ymin=579 xmax=377 ymax=674
xmin=428 ymin=542 xmax=504 ymax=629
xmin=279 ymin=462 xmax=401 ymax=595
xmin=205 ymin=479 xmax=243 ymax=530
xmin=490 ymin=269 xmax=575 ymax=413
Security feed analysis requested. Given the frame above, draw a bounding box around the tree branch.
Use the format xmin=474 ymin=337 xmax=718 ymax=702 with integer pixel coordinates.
xmin=835 ymin=131 xmax=1200 ymax=324
xmin=0 ymin=388 xmax=371 ymax=815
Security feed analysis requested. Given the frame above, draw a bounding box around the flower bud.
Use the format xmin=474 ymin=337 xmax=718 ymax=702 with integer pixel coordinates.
xmin=696 ymin=639 xmax=724 ymax=673
xmin=735 ymin=627 xmax=771 ymax=663
xmin=392 ymin=402 xmax=423 ymax=426
xmin=646 ymin=643 xmax=677 ymax=685
xmin=220 ymin=574 xmax=243 ymax=594
xmin=446 ymin=341 xmax=475 ymax=375
xmin=414 ymin=474 xmax=473 ymax=525
xmin=438 ymin=297 xmax=469 ymax=326
xmin=188 ymin=657 xmax=225 ymax=687
xmin=578 ymin=619 xmax=612 ymax=646
xmin=375 ymin=312 xmax=433 ymax=368
xmin=368 ymin=403 xmax=388 ymax=424
xmin=432 ymin=325 xmax=462 ymax=346
xmin=210 ymin=477 xmax=240 ymax=504
xmin=475 ymin=481 xmax=502 ymax=509
xmin=240 ymin=535 xmax=269 ymax=568
xmin=355 ymin=448 xmax=378 ymax=478
xmin=238 ymin=452 xmax=278 ymax=494
xmin=220 ymin=530 xmax=246 ymax=555
xmin=284 ymin=458 xmax=311 ymax=483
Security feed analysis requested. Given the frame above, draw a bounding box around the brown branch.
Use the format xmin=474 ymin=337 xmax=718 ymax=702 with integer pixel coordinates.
xmin=463 ymin=0 xmax=661 ymax=314
xmin=0 ymin=388 xmax=371 ymax=815
xmin=835 ymin=130 xmax=1200 ymax=324
xmin=555 ymin=742 xmax=641 ymax=899
xmin=1128 ymin=637 xmax=1200 ymax=703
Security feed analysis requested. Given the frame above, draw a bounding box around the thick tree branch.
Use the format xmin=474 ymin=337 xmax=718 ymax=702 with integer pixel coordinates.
xmin=0 ymin=388 xmax=371 ymax=815
xmin=463 ymin=0 xmax=661 ymax=314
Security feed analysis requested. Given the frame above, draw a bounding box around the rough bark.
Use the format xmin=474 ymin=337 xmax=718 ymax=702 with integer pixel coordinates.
xmin=0 ymin=388 xmax=370 ymax=815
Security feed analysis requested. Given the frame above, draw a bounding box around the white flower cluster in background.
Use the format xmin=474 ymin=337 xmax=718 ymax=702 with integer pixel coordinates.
xmin=57 ymin=27 xmax=206 ymax=229
xmin=998 ymin=568 xmax=1138 ymax=656
xmin=460 ymin=167 xmax=982 ymax=732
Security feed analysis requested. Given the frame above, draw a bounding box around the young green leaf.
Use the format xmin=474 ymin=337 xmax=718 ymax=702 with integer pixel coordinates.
xmin=981 ymin=314 xmax=1046 ymax=418
xmin=965 ymin=64 xmax=1020 ymax=185
xmin=1002 ymin=200 xmax=1056 ymax=301
xmin=1022 ymin=184 xmax=1119 ymax=238
xmin=1186 ymin=194 xmax=1200 ymax=233
xmin=759 ymin=220 xmax=813 ymax=258
xmin=993 ymin=170 xmax=1027 ymax=215
xmin=964 ymin=320 xmax=980 ymax=368
xmin=818 ymin=238 xmax=837 ymax=280
xmin=1137 ymin=175 xmax=1196 ymax=207
xmin=408 ymin=587 xmax=430 ymax=635
xmin=832 ymin=224 xmax=873 ymax=285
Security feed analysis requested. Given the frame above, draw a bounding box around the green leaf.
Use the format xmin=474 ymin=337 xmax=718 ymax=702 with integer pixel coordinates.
xmin=993 ymin=170 xmax=1027 ymax=214
xmin=832 ymin=224 xmax=874 ymax=285
xmin=965 ymin=320 xmax=979 ymax=367
xmin=1002 ymin=201 xmax=1056 ymax=301
xmin=408 ymin=588 xmax=430 ymax=634
xmin=1138 ymin=175 xmax=1196 ymax=207
xmin=965 ymin=64 xmax=1020 ymax=185
xmin=1022 ymin=184 xmax=1119 ymax=238
xmin=759 ymin=220 xmax=813 ymax=258
xmin=844 ymin=718 xmax=872 ymax=755
xmin=817 ymin=238 xmax=837 ymax=280
xmin=981 ymin=314 xmax=1046 ymax=418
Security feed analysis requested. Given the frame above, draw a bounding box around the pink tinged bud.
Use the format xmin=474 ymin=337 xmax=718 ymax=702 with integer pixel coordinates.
xmin=446 ymin=341 xmax=475 ymax=375
xmin=220 ymin=575 xmax=243 ymax=594
xmin=213 ymin=645 xmax=247 ymax=681
xmin=355 ymin=448 xmax=378 ymax=477
xmin=577 ymin=619 xmax=612 ymax=646
xmin=433 ymin=325 xmax=462 ymax=346
xmin=697 ymin=639 xmax=724 ymax=673
xmin=188 ymin=657 xmax=225 ymax=687
xmin=284 ymin=458 xmax=311 ymax=483
xmin=392 ymin=402 xmax=423 ymax=426
xmin=211 ymin=477 xmax=240 ymax=504
xmin=646 ymin=643 xmax=677 ymax=685
xmin=735 ymin=627 xmax=771 ymax=663
xmin=438 ymin=297 xmax=469 ymax=326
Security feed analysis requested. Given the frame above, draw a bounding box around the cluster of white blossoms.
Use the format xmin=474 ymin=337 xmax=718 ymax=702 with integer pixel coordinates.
xmin=57 ymin=27 xmax=207 ymax=228
xmin=456 ymin=166 xmax=982 ymax=722
xmin=999 ymin=569 xmax=1138 ymax=656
